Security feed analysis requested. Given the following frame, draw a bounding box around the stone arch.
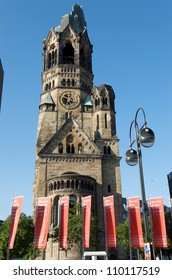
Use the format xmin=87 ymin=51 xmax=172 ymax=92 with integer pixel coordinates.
xmin=63 ymin=43 xmax=74 ymax=64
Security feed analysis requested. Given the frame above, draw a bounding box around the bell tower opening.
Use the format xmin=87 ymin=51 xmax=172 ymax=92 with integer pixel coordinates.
xmin=62 ymin=43 xmax=74 ymax=64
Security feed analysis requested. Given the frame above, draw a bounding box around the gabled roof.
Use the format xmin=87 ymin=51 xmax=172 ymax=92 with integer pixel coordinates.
xmin=39 ymin=117 xmax=101 ymax=156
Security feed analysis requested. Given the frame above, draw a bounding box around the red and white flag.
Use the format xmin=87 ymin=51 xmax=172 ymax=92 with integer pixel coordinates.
xmin=34 ymin=197 xmax=51 ymax=249
xmin=149 ymin=197 xmax=167 ymax=248
xmin=103 ymin=196 xmax=117 ymax=247
xmin=8 ymin=196 xmax=23 ymax=250
xmin=59 ymin=197 xmax=69 ymax=249
xmin=82 ymin=195 xmax=92 ymax=248
xmin=127 ymin=197 xmax=144 ymax=248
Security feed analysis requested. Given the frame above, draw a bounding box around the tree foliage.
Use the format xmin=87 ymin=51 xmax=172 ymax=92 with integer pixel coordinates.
xmin=0 ymin=213 xmax=39 ymax=260
xmin=116 ymin=220 xmax=130 ymax=252
xmin=52 ymin=202 xmax=98 ymax=253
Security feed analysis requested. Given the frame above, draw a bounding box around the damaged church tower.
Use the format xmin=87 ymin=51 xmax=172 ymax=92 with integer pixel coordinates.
xmin=33 ymin=4 xmax=123 ymax=259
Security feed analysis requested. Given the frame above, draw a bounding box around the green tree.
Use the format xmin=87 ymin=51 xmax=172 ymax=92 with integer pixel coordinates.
xmin=0 ymin=213 xmax=39 ymax=260
xmin=162 ymin=211 xmax=172 ymax=259
xmin=52 ymin=202 xmax=98 ymax=254
xmin=116 ymin=220 xmax=130 ymax=253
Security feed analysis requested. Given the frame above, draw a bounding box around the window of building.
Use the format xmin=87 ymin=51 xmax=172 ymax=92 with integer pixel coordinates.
xmin=63 ymin=43 xmax=74 ymax=64
xmin=103 ymin=97 xmax=108 ymax=105
xmin=58 ymin=143 xmax=63 ymax=153
xmin=97 ymin=114 xmax=99 ymax=130
xmin=105 ymin=113 xmax=107 ymax=128
xmin=107 ymin=146 xmax=111 ymax=154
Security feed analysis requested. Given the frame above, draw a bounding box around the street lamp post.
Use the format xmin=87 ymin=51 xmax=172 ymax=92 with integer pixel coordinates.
xmin=125 ymin=108 xmax=155 ymax=246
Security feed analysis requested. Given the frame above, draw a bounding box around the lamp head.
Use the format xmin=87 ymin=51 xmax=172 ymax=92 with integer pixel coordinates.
xmin=139 ymin=127 xmax=155 ymax=148
xmin=126 ymin=149 xmax=138 ymax=166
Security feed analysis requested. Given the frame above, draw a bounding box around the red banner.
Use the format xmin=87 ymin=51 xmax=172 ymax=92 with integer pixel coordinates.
xmin=8 ymin=196 xmax=23 ymax=250
xmin=127 ymin=197 xmax=144 ymax=248
xmin=82 ymin=196 xmax=92 ymax=248
xmin=59 ymin=197 xmax=69 ymax=249
xmin=149 ymin=197 xmax=167 ymax=248
xmin=34 ymin=197 xmax=51 ymax=249
xmin=103 ymin=196 xmax=117 ymax=247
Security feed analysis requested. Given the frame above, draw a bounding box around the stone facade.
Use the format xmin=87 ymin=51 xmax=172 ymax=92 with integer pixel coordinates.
xmin=0 ymin=59 xmax=4 ymax=111
xmin=33 ymin=4 xmax=123 ymax=260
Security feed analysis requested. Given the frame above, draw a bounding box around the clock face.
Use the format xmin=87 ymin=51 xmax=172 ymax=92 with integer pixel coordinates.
xmin=59 ymin=91 xmax=80 ymax=109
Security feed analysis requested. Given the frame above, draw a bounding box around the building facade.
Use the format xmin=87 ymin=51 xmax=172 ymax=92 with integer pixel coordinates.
xmin=33 ymin=4 xmax=123 ymax=259
xmin=0 ymin=59 xmax=4 ymax=111
xmin=167 ymin=172 xmax=172 ymax=199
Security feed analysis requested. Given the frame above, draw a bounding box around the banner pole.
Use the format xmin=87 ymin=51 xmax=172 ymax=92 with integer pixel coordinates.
xmin=127 ymin=198 xmax=132 ymax=260
xmin=81 ymin=196 xmax=84 ymax=259
xmin=33 ymin=197 xmax=38 ymax=260
xmin=57 ymin=198 xmax=61 ymax=260
xmin=148 ymin=199 xmax=156 ymax=260
xmin=103 ymin=197 xmax=108 ymax=259
xmin=7 ymin=196 xmax=14 ymax=260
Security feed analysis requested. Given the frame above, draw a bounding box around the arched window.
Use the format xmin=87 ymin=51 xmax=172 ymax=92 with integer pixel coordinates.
xmin=53 ymin=181 xmax=57 ymax=190
xmin=67 ymin=144 xmax=70 ymax=154
xmin=54 ymin=50 xmax=57 ymax=65
xmin=61 ymin=180 xmax=64 ymax=189
xmin=58 ymin=143 xmax=63 ymax=153
xmin=52 ymin=51 xmax=55 ymax=67
xmin=103 ymin=97 xmax=108 ymax=105
xmin=45 ymin=84 xmax=48 ymax=91
xmin=61 ymin=79 xmax=66 ymax=86
xmin=48 ymin=53 xmax=51 ymax=68
xmin=105 ymin=113 xmax=107 ymax=129
xmin=57 ymin=181 xmax=60 ymax=189
xmin=71 ymin=180 xmax=74 ymax=188
xmin=67 ymin=180 xmax=70 ymax=188
xmin=72 ymin=79 xmax=75 ymax=86
xmin=63 ymin=43 xmax=74 ymax=64
xmin=104 ymin=146 xmax=107 ymax=154
xmin=107 ymin=146 xmax=111 ymax=154
xmin=97 ymin=115 xmax=99 ymax=130
xmin=66 ymin=134 xmax=75 ymax=154
xmin=108 ymin=185 xmax=111 ymax=192
xmin=71 ymin=144 xmax=75 ymax=154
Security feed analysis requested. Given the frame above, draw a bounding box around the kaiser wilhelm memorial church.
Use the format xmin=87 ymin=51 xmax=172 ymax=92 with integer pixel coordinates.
xmin=33 ymin=4 xmax=123 ymax=260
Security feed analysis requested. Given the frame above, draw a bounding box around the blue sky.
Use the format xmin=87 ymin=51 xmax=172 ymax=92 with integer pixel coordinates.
xmin=0 ymin=0 xmax=172 ymax=220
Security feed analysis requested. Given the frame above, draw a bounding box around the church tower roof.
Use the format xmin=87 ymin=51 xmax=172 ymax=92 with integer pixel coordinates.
xmin=40 ymin=92 xmax=54 ymax=105
xmin=54 ymin=4 xmax=87 ymax=34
